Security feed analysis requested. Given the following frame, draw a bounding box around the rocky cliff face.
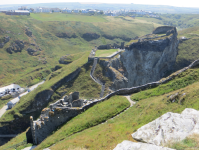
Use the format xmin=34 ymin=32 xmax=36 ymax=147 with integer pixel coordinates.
xmin=101 ymin=27 xmax=179 ymax=90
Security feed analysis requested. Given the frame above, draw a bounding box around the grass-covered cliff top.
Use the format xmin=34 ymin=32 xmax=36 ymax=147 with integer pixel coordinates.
xmin=125 ymin=33 xmax=172 ymax=47
xmin=95 ymin=49 xmax=118 ymax=57
xmin=175 ymin=26 xmax=199 ymax=71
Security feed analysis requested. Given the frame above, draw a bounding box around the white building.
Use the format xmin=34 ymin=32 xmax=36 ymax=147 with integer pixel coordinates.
xmin=73 ymin=9 xmax=79 ymax=13
xmin=42 ymin=8 xmax=51 ymax=13
xmin=0 ymin=84 xmax=21 ymax=96
xmin=81 ymin=9 xmax=88 ymax=14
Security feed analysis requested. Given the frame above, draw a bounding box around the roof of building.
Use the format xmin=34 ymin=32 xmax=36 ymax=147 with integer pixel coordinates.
xmin=14 ymin=10 xmax=30 ymax=13
xmin=10 ymin=97 xmax=20 ymax=104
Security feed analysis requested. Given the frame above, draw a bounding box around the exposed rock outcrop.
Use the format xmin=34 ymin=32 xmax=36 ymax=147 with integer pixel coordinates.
xmin=102 ymin=34 xmax=131 ymax=41
xmin=6 ymin=40 xmax=24 ymax=54
xmin=25 ymin=29 xmax=32 ymax=37
xmin=100 ymin=26 xmax=179 ymax=90
xmin=82 ymin=33 xmax=100 ymax=41
xmin=56 ymin=32 xmax=77 ymax=39
xmin=26 ymin=48 xmax=38 ymax=56
xmin=114 ymin=140 xmax=174 ymax=150
xmin=152 ymin=26 xmax=175 ymax=34
xmin=132 ymin=108 xmax=199 ymax=146
xmin=59 ymin=54 xmax=73 ymax=64
xmin=0 ymin=43 xmax=4 ymax=48
xmin=0 ymin=36 xmax=10 ymax=48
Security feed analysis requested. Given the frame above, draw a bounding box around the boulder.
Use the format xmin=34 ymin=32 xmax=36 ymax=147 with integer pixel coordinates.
xmin=114 ymin=140 xmax=175 ymax=150
xmin=27 ymin=48 xmax=38 ymax=55
xmin=56 ymin=32 xmax=77 ymax=39
xmin=59 ymin=55 xmax=73 ymax=64
xmin=4 ymin=36 xmax=10 ymax=43
xmin=25 ymin=29 xmax=32 ymax=37
xmin=6 ymin=40 xmax=24 ymax=54
xmin=132 ymin=108 xmax=199 ymax=146
xmin=0 ymin=43 xmax=4 ymax=48
xmin=15 ymin=40 xmax=24 ymax=50
xmin=0 ymin=36 xmax=9 ymax=48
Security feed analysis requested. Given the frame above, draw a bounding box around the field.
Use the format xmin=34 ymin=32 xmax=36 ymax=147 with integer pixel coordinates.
xmin=95 ymin=49 xmax=119 ymax=57
xmin=31 ymin=13 xmax=107 ymax=22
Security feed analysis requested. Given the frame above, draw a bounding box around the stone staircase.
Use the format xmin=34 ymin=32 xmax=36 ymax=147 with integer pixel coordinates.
xmin=90 ymin=58 xmax=105 ymax=98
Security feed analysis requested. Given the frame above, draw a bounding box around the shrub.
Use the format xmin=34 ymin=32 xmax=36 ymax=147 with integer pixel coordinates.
xmin=49 ymin=111 xmax=54 ymax=117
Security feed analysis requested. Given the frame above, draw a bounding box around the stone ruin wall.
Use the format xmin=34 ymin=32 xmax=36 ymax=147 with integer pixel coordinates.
xmin=30 ymin=92 xmax=104 ymax=144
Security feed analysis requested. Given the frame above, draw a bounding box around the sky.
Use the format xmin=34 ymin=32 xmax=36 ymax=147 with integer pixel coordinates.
xmin=0 ymin=0 xmax=199 ymax=8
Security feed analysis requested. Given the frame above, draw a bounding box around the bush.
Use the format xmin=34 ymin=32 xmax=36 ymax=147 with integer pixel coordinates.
xmin=1 ymin=95 xmax=12 ymax=100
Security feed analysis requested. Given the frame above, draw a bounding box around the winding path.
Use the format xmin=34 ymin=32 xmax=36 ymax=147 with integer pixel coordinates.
xmin=90 ymin=58 xmax=105 ymax=98
xmin=123 ymin=95 xmax=136 ymax=107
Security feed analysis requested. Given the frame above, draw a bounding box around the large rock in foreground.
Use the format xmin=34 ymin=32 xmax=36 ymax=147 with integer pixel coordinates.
xmin=114 ymin=140 xmax=174 ymax=150
xmin=132 ymin=108 xmax=199 ymax=146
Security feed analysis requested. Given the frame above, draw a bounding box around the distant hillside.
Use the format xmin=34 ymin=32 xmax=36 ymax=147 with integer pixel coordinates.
xmin=1 ymin=2 xmax=199 ymax=14
xmin=0 ymin=13 xmax=159 ymax=87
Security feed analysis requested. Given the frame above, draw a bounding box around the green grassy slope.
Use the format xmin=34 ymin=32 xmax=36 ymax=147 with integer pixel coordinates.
xmin=52 ymin=63 xmax=101 ymax=101
xmin=46 ymin=66 xmax=199 ymax=150
xmin=0 ymin=52 xmax=89 ymax=123
xmin=31 ymin=13 xmax=107 ymax=22
xmin=0 ymin=13 xmax=160 ymax=87
xmin=1 ymin=95 xmax=129 ymax=150
xmin=95 ymin=49 xmax=118 ymax=57
xmin=175 ymin=26 xmax=199 ymax=71
xmin=0 ymin=13 xmax=162 ymax=122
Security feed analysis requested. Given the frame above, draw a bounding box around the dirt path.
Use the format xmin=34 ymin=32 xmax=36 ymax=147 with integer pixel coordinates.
xmin=123 ymin=95 xmax=136 ymax=107
xmin=0 ymin=105 xmax=8 ymax=118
